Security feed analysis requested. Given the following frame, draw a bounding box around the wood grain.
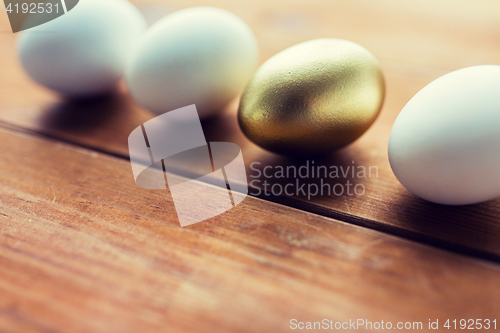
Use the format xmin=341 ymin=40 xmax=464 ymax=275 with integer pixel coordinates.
xmin=1 ymin=0 xmax=499 ymax=260
xmin=1 ymin=127 xmax=500 ymax=333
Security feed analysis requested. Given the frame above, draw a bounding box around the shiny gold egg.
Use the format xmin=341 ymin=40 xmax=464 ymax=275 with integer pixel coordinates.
xmin=238 ymin=38 xmax=385 ymax=156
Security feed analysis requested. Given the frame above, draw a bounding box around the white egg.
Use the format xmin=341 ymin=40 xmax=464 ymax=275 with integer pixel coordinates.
xmin=125 ymin=7 xmax=258 ymax=118
xmin=389 ymin=65 xmax=500 ymax=205
xmin=18 ymin=0 xmax=146 ymax=97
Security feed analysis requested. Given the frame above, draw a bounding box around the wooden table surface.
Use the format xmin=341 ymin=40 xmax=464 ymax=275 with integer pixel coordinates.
xmin=1 ymin=0 xmax=499 ymax=332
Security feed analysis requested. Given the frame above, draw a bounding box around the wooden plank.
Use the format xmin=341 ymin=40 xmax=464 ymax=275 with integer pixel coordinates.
xmin=0 ymin=127 xmax=499 ymax=332
xmin=1 ymin=1 xmax=500 ymax=259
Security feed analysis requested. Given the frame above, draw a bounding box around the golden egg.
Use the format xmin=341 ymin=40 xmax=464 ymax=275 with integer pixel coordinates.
xmin=238 ymin=38 xmax=385 ymax=156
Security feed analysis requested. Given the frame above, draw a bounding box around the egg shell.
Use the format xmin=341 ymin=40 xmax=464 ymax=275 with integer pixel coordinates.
xmin=125 ymin=7 xmax=258 ymax=118
xmin=238 ymin=38 xmax=385 ymax=156
xmin=17 ymin=0 xmax=147 ymax=97
xmin=389 ymin=65 xmax=500 ymax=205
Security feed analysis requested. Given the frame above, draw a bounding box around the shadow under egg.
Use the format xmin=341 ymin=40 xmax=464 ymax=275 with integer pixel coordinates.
xmin=38 ymin=92 xmax=127 ymax=132
xmin=388 ymin=192 xmax=500 ymax=259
